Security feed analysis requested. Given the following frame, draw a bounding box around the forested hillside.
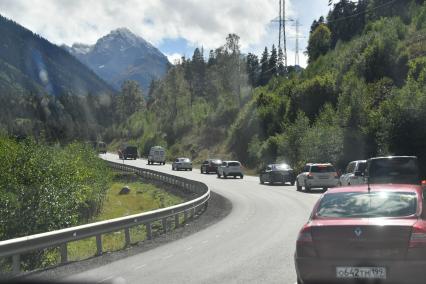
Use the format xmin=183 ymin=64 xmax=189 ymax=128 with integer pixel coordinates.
xmin=111 ymin=0 xmax=426 ymax=175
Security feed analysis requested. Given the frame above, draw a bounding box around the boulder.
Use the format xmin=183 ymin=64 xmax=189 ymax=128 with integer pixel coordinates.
xmin=119 ymin=186 xmax=131 ymax=195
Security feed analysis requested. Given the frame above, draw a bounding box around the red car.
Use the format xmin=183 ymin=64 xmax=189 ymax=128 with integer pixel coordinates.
xmin=295 ymin=184 xmax=426 ymax=284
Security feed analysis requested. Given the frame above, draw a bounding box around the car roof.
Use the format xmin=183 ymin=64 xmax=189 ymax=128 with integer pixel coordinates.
xmin=368 ymin=156 xmax=417 ymax=160
xmin=327 ymin=184 xmax=422 ymax=194
xmin=224 ymin=160 xmax=240 ymax=163
xmin=351 ymin=160 xmax=367 ymax=163
xmin=308 ymin=163 xmax=333 ymax=166
xmin=177 ymin=157 xmax=190 ymax=160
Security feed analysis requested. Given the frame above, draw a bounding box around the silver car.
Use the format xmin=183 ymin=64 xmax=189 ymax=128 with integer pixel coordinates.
xmin=339 ymin=160 xmax=367 ymax=186
xmin=172 ymin=158 xmax=192 ymax=171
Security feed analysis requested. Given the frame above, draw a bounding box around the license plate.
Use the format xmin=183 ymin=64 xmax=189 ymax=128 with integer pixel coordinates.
xmin=336 ymin=267 xmax=386 ymax=279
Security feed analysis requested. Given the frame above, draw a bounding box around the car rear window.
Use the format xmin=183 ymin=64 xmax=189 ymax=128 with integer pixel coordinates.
xmin=368 ymin=157 xmax=420 ymax=184
xmin=276 ymin=164 xmax=290 ymax=170
xmin=311 ymin=165 xmax=335 ymax=173
xmin=316 ymin=191 xmax=417 ymax=218
xmin=213 ymin=160 xmax=222 ymax=164
xmin=228 ymin=162 xmax=240 ymax=167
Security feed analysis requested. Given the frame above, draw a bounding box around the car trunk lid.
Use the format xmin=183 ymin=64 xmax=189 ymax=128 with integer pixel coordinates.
xmin=311 ymin=219 xmax=416 ymax=260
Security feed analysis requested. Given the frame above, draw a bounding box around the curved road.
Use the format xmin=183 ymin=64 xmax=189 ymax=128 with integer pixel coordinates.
xmin=69 ymin=153 xmax=320 ymax=283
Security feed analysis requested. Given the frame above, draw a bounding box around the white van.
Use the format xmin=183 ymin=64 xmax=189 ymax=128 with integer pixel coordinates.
xmin=148 ymin=146 xmax=166 ymax=165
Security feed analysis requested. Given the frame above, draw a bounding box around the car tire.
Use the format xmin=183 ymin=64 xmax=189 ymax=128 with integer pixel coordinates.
xmin=260 ymin=177 xmax=264 ymax=184
xmin=296 ymin=181 xmax=302 ymax=191
xmin=223 ymin=173 xmax=227 ymax=179
xmin=323 ymin=187 xmax=328 ymax=191
xmin=240 ymin=175 xmax=244 ymax=179
xmin=305 ymin=185 xmax=311 ymax=192
xmin=217 ymin=173 xmax=221 ymax=178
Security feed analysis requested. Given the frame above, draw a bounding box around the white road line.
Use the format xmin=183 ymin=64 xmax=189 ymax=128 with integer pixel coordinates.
xmin=163 ymin=254 xmax=173 ymax=260
xmin=185 ymin=246 xmax=193 ymax=251
xmin=134 ymin=264 xmax=146 ymax=270
xmin=97 ymin=276 xmax=113 ymax=283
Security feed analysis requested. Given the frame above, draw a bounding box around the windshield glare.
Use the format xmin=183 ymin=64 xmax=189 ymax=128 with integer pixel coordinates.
xmin=316 ymin=192 xmax=417 ymax=218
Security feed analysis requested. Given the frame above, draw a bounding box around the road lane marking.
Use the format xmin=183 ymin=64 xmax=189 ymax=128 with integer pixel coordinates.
xmin=134 ymin=264 xmax=146 ymax=270
xmin=162 ymin=254 xmax=173 ymax=260
xmin=97 ymin=276 xmax=113 ymax=283
xmin=185 ymin=246 xmax=193 ymax=251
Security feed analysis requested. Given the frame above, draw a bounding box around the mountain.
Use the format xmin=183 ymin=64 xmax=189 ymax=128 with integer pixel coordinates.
xmin=64 ymin=28 xmax=170 ymax=94
xmin=0 ymin=14 xmax=114 ymax=96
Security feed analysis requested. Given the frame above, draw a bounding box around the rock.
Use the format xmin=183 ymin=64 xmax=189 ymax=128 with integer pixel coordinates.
xmin=119 ymin=186 xmax=131 ymax=195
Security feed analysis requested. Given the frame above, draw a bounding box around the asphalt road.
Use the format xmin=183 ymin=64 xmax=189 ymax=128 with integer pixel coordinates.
xmin=68 ymin=153 xmax=321 ymax=284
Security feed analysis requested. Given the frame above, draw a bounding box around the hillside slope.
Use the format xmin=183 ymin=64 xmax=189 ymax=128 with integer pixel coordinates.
xmin=0 ymin=15 xmax=114 ymax=97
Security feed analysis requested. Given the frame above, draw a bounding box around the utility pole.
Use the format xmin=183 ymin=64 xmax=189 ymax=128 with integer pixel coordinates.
xmin=289 ymin=19 xmax=305 ymax=66
xmin=271 ymin=0 xmax=293 ymax=68
xmin=282 ymin=0 xmax=287 ymax=67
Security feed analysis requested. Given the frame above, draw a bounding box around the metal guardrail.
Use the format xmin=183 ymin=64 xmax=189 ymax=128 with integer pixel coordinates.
xmin=0 ymin=160 xmax=210 ymax=275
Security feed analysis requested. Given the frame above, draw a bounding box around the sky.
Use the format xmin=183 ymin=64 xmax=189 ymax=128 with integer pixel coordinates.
xmin=0 ymin=0 xmax=330 ymax=67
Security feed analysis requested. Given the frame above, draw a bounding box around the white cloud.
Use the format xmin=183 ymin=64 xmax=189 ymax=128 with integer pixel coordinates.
xmin=165 ymin=53 xmax=183 ymax=65
xmin=0 ymin=0 xmax=328 ymax=67
xmin=0 ymin=0 xmax=277 ymax=48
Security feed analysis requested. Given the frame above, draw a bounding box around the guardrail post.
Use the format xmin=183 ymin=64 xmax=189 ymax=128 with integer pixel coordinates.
xmin=124 ymin=228 xmax=131 ymax=247
xmin=12 ymin=254 xmax=20 ymax=275
xmin=174 ymin=213 xmax=179 ymax=228
xmin=146 ymin=223 xmax=152 ymax=240
xmin=162 ymin=218 xmax=168 ymax=233
xmin=192 ymin=207 xmax=196 ymax=219
xmin=96 ymin=235 xmax=103 ymax=255
xmin=184 ymin=210 xmax=188 ymax=223
xmin=60 ymin=243 xmax=68 ymax=264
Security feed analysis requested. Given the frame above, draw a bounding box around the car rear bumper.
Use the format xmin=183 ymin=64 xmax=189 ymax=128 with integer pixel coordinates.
xmin=306 ymin=180 xmax=339 ymax=188
xmin=295 ymin=256 xmax=426 ymax=283
xmin=176 ymin=163 xmax=192 ymax=169
xmin=224 ymin=172 xmax=243 ymax=176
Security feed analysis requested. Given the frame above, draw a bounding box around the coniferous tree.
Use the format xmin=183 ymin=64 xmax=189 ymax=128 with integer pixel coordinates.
xmin=258 ymin=47 xmax=269 ymax=86
xmin=247 ymin=53 xmax=259 ymax=87
xmin=269 ymin=45 xmax=278 ymax=78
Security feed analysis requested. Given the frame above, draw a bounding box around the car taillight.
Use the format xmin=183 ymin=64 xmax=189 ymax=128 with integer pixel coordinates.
xmin=297 ymin=225 xmax=313 ymax=244
xmin=409 ymin=224 xmax=426 ymax=248
xmin=307 ymin=173 xmax=314 ymax=179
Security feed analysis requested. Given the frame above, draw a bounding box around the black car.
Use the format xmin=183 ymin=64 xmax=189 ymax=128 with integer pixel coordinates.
xmin=366 ymin=156 xmax=420 ymax=185
xmin=201 ymin=159 xmax=222 ymax=174
xmin=260 ymin=163 xmax=296 ymax=185
xmin=118 ymin=145 xmax=138 ymax=160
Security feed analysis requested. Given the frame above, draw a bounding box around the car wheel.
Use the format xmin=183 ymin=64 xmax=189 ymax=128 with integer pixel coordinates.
xmin=323 ymin=187 xmax=328 ymax=191
xmin=260 ymin=177 xmax=264 ymax=184
xmin=296 ymin=181 xmax=302 ymax=191
xmin=240 ymin=175 xmax=244 ymax=179
xmin=217 ymin=173 xmax=221 ymax=178
xmin=305 ymin=185 xmax=311 ymax=192
xmin=223 ymin=173 xmax=227 ymax=179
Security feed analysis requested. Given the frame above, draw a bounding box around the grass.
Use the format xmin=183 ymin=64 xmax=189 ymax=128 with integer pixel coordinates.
xmin=66 ymin=177 xmax=184 ymax=262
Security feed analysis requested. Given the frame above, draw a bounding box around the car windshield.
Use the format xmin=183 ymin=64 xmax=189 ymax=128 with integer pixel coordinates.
xmin=228 ymin=162 xmax=240 ymax=167
xmin=368 ymin=157 xmax=420 ymax=184
xmin=316 ymin=192 xmax=417 ymax=218
xmin=311 ymin=165 xmax=335 ymax=173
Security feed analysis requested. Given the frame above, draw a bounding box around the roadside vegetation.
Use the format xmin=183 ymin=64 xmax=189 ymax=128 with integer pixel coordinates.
xmin=67 ymin=173 xmax=184 ymax=261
